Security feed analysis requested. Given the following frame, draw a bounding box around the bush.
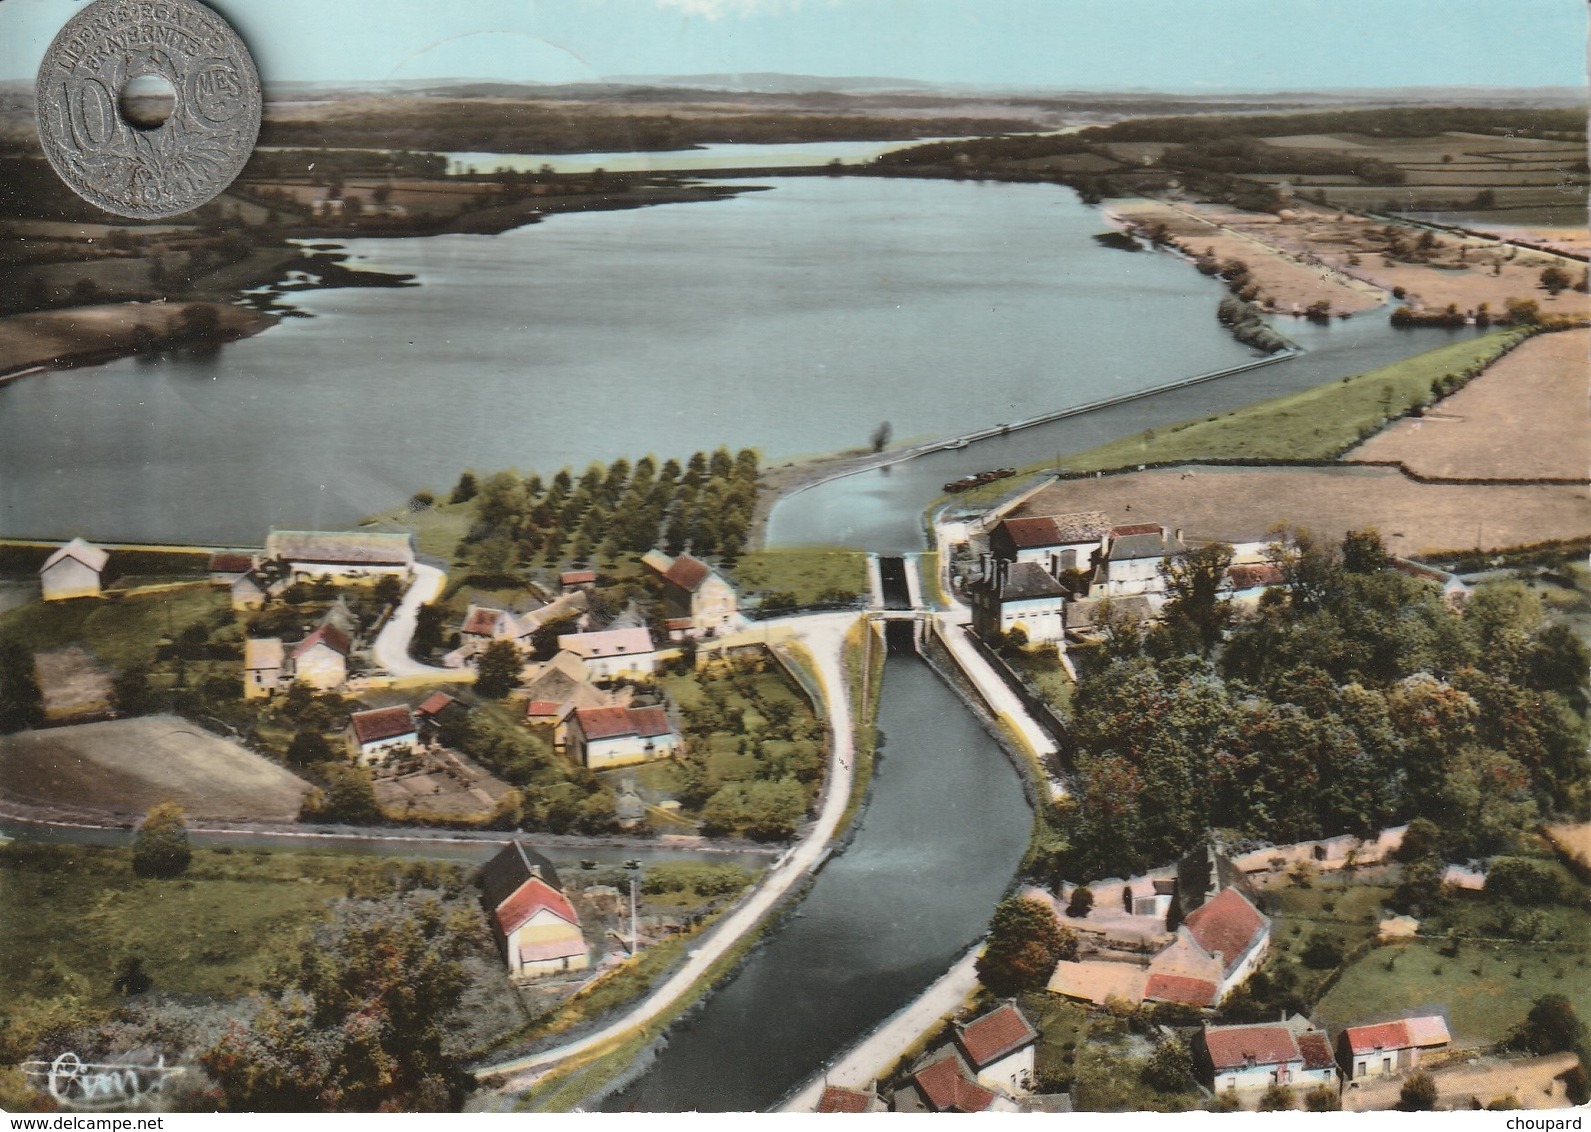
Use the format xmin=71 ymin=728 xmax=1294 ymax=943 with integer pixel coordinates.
xmin=1066 ymin=884 xmax=1095 ymax=918
xmin=1303 ymin=1085 xmax=1340 ymax=1111
xmin=1485 ymin=857 xmax=1564 ymax=906
xmin=1399 ymin=1070 xmax=1438 ymax=1111
xmin=1300 ymin=933 xmax=1345 ymax=970
xmin=132 ymin=801 xmax=191 ymax=878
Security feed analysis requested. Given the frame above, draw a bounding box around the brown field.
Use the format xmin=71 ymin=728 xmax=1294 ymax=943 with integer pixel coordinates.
xmin=1107 ymin=198 xmax=1383 ymax=314
xmin=32 ymin=646 xmax=113 ymax=720
xmin=0 ymin=302 xmax=275 ymax=376
xmin=0 ymin=714 xmax=311 ymax=821
xmin=1341 ymin=1052 xmax=1581 ymax=1112
xmin=1546 ymin=822 xmax=1591 ymax=874
xmin=1013 ymin=465 xmax=1591 ymax=557
xmin=1349 ymin=329 xmax=1590 ymax=479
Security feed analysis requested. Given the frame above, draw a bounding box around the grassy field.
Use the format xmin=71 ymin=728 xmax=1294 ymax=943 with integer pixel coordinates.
xmin=1314 ymin=934 xmax=1591 ymax=1047
xmin=731 ymin=547 xmax=869 ymax=606
xmin=364 ymin=499 xmax=473 ymax=561
xmin=0 ymin=842 xmax=411 ymax=1010
xmin=1055 ymin=330 xmax=1523 ymax=472
xmin=0 ymin=583 xmax=229 ymax=670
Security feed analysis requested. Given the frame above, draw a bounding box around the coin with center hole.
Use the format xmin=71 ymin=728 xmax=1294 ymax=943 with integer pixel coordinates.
xmin=35 ymin=0 xmax=262 ymax=220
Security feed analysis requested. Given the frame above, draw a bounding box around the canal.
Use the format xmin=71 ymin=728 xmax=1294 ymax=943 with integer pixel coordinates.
xmin=604 ymin=634 xmax=1029 ymax=1111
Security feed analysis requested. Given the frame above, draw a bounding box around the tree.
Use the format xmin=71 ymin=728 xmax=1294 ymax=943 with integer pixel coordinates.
xmin=1540 ymin=265 xmax=1571 ymax=296
xmin=111 ymin=664 xmax=159 ymax=717
xmin=449 ymin=471 xmax=478 ymax=504
xmin=303 ymin=765 xmax=382 ymax=825
xmin=413 ymin=603 xmax=446 ymax=657
xmin=202 ymin=892 xmax=477 ymax=1110
xmin=1341 ymin=528 xmax=1389 ymax=574
xmin=1157 ymin=541 xmax=1234 ymax=654
xmin=1398 ymin=1070 xmax=1438 ymax=1111
xmin=132 ymin=801 xmax=192 ymax=878
xmin=286 ymin=728 xmax=332 ymax=767
xmin=1303 ymin=1085 xmax=1340 ymax=1111
xmin=1065 ymin=885 xmax=1095 ymax=918
xmin=1142 ymin=1037 xmax=1193 ymax=1092
xmin=1396 ymin=817 xmax=1443 ymax=864
xmin=474 ymin=640 xmax=522 ymax=699
xmin=0 ymin=641 xmax=44 ymax=734
xmin=870 ymin=421 xmax=893 ymax=453
xmin=373 ymin=574 xmax=404 ymax=607
xmin=1511 ymin=995 xmax=1586 ymax=1056
xmin=975 ymin=896 xmax=1077 ymax=996
xmin=1300 ymin=933 xmax=1345 ymax=970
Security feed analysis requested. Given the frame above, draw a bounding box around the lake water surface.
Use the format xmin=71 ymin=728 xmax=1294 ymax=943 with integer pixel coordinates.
xmin=0 ymin=176 xmax=1268 ymax=545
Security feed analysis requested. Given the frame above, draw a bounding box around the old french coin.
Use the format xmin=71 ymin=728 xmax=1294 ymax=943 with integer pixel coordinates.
xmin=35 ymin=0 xmax=262 ymax=220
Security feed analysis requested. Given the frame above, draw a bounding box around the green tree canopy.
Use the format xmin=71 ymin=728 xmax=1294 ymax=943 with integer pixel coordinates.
xmin=976 ymin=896 xmax=1077 ymax=996
xmin=474 ymin=640 xmax=523 ymax=699
xmin=132 ymin=801 xmax=192 ymax=878
xmin=0 ymin=641 xmax=43 ymax=734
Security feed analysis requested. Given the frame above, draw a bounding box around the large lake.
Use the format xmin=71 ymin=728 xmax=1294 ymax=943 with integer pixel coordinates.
xmin=0 ymin=176 xmax=1283 ymax=546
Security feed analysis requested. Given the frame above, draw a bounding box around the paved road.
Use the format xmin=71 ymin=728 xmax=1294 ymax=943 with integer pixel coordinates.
xmin=371 ymin=563 xmax=474 ymax=684
xmin=474 ymin=611 xmax=862 ymax=1088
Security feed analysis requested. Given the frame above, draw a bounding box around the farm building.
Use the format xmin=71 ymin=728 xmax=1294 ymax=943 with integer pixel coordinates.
xmin=987 ymin=512 xmax=1110 ymax=574
xmin=40 ymin=538 xmax=108 ymax=601
xmin=643 ymin=550 xmax=739 ymax=636
xmin=1197 ymin=1018 xmax=1337 ymax=1096
xmin=968 ymin=560 xmax=1068 ymax=644
xmin=265 ymin=530 xmax=415 ymax=581
xmin=243 ymin=637 xmax=284 ymax=700
xmin=557 ymin=627 xmax=657 ymax=681
xmin=1338 ymin=1015 xmax=1452 ymax=1081
xmin=480 ymin=841 xmax=589 ymax=979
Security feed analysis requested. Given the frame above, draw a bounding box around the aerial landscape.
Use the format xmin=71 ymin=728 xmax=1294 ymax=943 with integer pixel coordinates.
xmin=1 ymin=0 xmax=1589 ymax=1118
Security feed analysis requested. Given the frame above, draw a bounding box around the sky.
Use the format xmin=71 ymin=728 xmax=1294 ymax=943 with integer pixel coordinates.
xmin=1 ymin=0 xmax=1586 ymax=91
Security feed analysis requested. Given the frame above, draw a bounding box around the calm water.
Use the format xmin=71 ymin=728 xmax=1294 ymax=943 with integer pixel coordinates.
xmin=604 ymin=651 xmax=1029 ymax=1112
xmin=443 ymin=138 xmax=942 ymax=175
xmin=0 ymin=176 xmax=1265 ymax=545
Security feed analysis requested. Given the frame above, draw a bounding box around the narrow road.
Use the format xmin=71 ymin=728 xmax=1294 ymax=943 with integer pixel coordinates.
xmin=474 ymin=611 xmax=862 ymax=1087
xmin=371 ymin=562 xmax=474 ymax=683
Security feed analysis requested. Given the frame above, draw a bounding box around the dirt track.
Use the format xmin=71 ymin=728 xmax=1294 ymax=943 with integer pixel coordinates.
xmin=1350 ymin=329 xmax=1591 ymax=480
xmin=1015 ymin=465 xmax=1591 ymax=558
xmin=0 ymin=714 xmax=311 ymax=821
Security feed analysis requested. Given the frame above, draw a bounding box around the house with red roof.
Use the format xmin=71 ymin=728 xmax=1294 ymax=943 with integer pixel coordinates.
xmin=816 ymin=1085 xmax=885 ymax=1113
xmin=1197 ymin=1017 xmax=1337 ymax=1097
xmin=905 ymin=1051 xmax=1002 ymax=1113
xmin=1338 ymin=1014 xmax=1451 ymax=1081
xmin=291 ymin=622 xmax=351 ymax=691
xmin=560 ymin=569 xmax=597 ymax=592
xmin=344 ymin=705 xmax=419 ymax=765
xmin=480 ymin=841 xmax=589 ymax=979
xmin=208 ymin=552 xmax=255 ymax=584
xmin=1181 ymin=886 xmax=1272 ymax=1002
xmin=567 ymin=705 xmax=679 ymax=770
xmin=644 ymin=549 xmax=738 ymax=636
xmin=987 ymin=512 xmax=1110 ymax=575
xmin=953 ymin=1001 xmax=1039 ymax=1095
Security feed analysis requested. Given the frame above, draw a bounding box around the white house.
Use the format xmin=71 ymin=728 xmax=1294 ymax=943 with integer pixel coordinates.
xmin=557 ymin=627 xmax=657 ymax=681
xmin=265 ymin=530 xmax=414 ymax=582
xmin=1090 ymin=524 xmax=1187 ymax=600
xmin=40 ymin=538 xmax=108 ymax=601
xmin=345 ymin=705 xmax=418 ymax=765
xmin=291 ymin=624 xmax=350 ymax=691
xmin=954 ymin=1002 xmax=1038 ymax=1096
xmin=969 ymin=560 xmax=1068 ymax=643
xmin=1200 ymin=1019 xmax=1337 ymax=1095
xmin=567 ymin=706 xmax=678 ymax=770
xmin=243 ymin=637 xmax=284 ymax=700
xmin=1339 ymin=1015 xmax=1451 ymax=1081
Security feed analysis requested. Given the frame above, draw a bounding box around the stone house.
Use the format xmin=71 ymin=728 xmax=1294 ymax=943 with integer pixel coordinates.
xmin=1338 ymin=1015 xmax=1452 ymax=1081
xmin=291 ymin=623 xmax=350 ymax=691
xmin=345 ymin=705 xmax=419 ymax=765
xmin=480 ymin=841 xmax=589 ymax=979
xmin=40 ymin=538 xmax=108 ymax=601
xmin=969 ymin=560 xmax=1067 ymax=644
xmin=557 ymin=627 xmax=657 ymax=681
xmin=1089 ymin=524 xmax=1187 ymax=600
xmin=643 ymin=550 xmax=738 ymax=636
xmin=1198 ymin=1018 xmax=1338 ymax=1096
xmin=987 ymin=512 xmax=1110 ymax=575
xmin=243 ymin=637 xmax=284 ymax=700
xmin=566 ymin=705 xmax=678 ymax=770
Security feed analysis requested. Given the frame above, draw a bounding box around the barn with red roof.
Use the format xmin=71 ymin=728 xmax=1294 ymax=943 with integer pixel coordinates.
xmin=1338 ymin=1014 xmax=1450 ymax=1080
xmin=1197 ymin=1017 xmax=1338 ymax=1097
xmin=567 ymin=705 xmax=679 ymax=769
xmin=642 ymin=549 xmax=739 ymax=636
